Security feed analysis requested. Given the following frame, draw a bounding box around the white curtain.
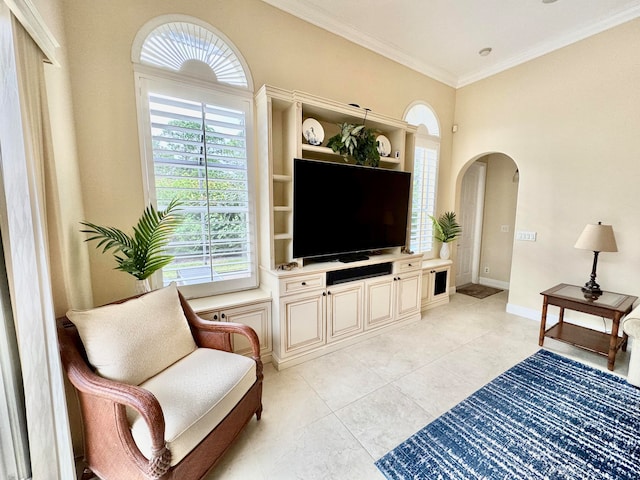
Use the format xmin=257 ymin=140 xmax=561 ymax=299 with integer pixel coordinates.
xmin=0 ymin=3 xmax=75 ymax=479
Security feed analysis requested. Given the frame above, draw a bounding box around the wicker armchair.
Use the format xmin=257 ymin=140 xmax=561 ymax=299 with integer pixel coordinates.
xmin=57 ymin=287 xmax=263 ymax=480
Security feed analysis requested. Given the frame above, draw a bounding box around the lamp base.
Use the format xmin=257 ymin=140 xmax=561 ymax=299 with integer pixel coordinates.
xmin=581 ymin=280 xmax=602 ymax=300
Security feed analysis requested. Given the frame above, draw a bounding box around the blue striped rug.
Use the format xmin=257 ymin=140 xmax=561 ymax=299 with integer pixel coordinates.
xmin=376 ymin=349 xmax=640 ymax=479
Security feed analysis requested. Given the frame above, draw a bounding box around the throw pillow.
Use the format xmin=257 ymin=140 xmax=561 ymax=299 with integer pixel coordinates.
xmin=66 ymin=283 xmax=197 ymax=385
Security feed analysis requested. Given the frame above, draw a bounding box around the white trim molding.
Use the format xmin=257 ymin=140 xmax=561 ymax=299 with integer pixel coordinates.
xmin=478 ymin=276 xmax=510 ymax=291
xmin=4 ymin=0 xmax=59 ymax=66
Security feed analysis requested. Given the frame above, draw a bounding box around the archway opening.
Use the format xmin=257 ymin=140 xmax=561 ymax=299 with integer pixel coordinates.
xmin=456 ymin=153 xmax=519 ymax=293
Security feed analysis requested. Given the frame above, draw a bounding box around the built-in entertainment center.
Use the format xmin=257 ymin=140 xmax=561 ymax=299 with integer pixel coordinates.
xmin=253 ymin=85 xmax=452 ymax=369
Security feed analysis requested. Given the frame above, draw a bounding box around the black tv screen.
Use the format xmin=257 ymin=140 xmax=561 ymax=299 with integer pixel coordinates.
xmin=293 ymin=158 xmax=411 ymax=260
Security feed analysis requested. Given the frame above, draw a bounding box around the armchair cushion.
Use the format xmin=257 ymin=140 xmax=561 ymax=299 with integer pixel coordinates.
xmin=66 ymin=283 xmax=197 ymax=385
xmin=128 ymin=347 xmax=257 ymax=465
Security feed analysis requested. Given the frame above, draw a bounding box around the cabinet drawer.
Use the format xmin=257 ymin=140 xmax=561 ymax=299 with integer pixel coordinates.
xmin=279 ymin=273 xmax=325 ymax=295
xmin=394 ymin=258 xmax=421 ymax=274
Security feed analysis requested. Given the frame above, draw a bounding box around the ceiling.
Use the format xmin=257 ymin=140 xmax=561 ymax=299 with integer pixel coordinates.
xmin=262 ymin=0 xmax=640 ymax=88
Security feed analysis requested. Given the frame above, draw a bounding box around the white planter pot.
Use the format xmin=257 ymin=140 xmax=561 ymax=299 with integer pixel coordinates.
xmin=440 ymin=242 xmax=450 ymax=260
xmin=135 ymin=278 xmax=151 ymax=294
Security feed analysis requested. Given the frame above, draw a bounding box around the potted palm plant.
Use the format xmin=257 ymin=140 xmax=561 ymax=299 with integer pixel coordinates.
xmin=430 ymin=211 xmax=462 ymax=259
xmin=80 ymin=198 xmax=182 ymax=292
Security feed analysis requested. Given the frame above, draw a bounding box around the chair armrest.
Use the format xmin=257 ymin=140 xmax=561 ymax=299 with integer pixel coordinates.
xmin=178 ymin=293 xmax=261 ymax=359
xmin=57 ymin=322 xmax=167 ymax=456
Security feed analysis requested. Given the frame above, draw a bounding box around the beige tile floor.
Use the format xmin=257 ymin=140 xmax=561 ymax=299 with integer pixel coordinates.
xmin=206 ymin=290 xmax=632 ymax=479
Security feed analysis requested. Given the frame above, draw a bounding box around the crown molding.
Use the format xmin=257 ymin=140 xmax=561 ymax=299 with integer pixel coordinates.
xmin=264 ymin=0 xmax=640 ymax=89
xmin=5 ymin=0 xmax=60 ymax=66
xmin=457 ymin=3 xmax=640 ymax=87
xmin=261 ymin=0 xmax=458 ymax=87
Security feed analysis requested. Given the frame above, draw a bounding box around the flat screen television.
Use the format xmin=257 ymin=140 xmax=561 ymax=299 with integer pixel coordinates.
xmin=293 ymin=158 xmax=411 ymax=261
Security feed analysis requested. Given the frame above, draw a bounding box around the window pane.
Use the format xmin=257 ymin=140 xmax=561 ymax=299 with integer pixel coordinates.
xmin=148 ymin=92 xmax=253 ymax=287
xmin=410 ymin=144 xmax=438 ymax=254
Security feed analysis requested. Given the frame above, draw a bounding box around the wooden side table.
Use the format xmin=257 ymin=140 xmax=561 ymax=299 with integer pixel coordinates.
xmin=539 ymin=283 xmax=638 ymax=370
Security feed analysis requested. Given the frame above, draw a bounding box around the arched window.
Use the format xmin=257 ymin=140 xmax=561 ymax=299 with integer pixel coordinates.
xmin=132 ymin=16 xmax=257 ymax=297
xmin=405 ymin=102 xmax=440 ymax=256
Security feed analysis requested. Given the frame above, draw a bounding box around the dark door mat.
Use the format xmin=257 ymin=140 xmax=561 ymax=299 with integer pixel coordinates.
xmin=457 ymin=283 xmax=503 ymax=299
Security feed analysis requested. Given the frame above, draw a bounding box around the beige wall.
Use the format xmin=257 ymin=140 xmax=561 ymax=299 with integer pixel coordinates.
xmin=452 ymin=18 xmax=640 ymax=324
xmin=61 ymin=0 xmax=457 ymax=306
xmin=478 ymin=153 xmax=518 ymax=287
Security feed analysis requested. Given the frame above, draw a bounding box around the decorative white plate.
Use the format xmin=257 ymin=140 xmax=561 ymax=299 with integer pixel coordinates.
xmin=376 ymin=135 xmax=391 ymax=157
xmin=302 ymin=118 xmax=324 ymax=146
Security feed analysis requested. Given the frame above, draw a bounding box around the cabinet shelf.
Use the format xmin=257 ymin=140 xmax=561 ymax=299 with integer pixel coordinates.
xmin=302 ymin=144 xmax=334 ymax=155
xmin=273 ymin=206 xmax=292 ymax=212
xmin=273 ymin=174 xmax=292 ymax=183
xmin=302 ymin=144 xmax=402 ymax=166
xmin=274 ymin=233 xmax=293 ymax=241
xmin=380 ymin=157 xmax=401 ymax=165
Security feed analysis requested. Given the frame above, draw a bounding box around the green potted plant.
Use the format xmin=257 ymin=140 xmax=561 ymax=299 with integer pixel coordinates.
xmin=430 ymin=211 xmax=462 ymax=259
xmin=80 ymin=198 xmax=183 ymax=292
xmin=326 ymin=122 xmax=381 ymax=167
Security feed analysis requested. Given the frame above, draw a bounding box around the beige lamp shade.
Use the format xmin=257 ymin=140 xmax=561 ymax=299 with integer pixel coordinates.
xmin=574 ymin=223 xmax=618 ymax=252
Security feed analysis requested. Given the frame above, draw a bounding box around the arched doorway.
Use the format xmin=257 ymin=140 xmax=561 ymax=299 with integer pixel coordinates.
xmin=456 ymin=153 xmax=519 ymax=291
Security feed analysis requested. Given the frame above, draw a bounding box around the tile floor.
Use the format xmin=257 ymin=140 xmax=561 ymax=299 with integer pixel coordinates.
xmin=206 ymin=290 xmax=632 ymax=479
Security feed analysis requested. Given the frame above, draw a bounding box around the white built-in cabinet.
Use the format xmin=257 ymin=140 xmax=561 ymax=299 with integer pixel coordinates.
xmin=262 ymin=254 xmax=424 ymax=369
xmin=188 ymin=290 xmax=272 ymax=360
xmin=250 ymin=85 xmax=454 ymax=369
xmin=421 ymin=259 xmax=453 ymax=310
xmin=365 ymin=258 xmax=422 ymax=330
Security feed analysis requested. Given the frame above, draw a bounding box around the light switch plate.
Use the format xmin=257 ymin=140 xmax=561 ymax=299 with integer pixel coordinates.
xmin=516 ymin=231 xmax=537 ymax=241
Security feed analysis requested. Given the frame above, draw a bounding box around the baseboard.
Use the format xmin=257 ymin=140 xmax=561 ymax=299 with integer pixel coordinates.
xmin=478 ymin=277 xmax=510 ymax=290
xmin=506 ymin=303 xmax=555 ymax=323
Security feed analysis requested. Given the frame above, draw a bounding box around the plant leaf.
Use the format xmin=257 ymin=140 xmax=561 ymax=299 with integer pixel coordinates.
xmin=81 ymin=198 xmax=183 ymax=280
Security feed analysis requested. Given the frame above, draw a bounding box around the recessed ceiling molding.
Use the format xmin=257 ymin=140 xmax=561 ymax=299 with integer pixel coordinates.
xmin=5 ymin=0 xmax=60 ymax=66
xmin=457 ymin=3 xmax=640 ymax=87
xmin=263 ymin=0 xmax=640 ymax=89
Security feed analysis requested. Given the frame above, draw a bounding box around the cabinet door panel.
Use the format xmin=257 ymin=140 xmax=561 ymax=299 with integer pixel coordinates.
xmin=422 ymin=265 xmax=451 ymax=310
xmin=282 ymin=291 xmax=325 ymax=353
xmin=397 ymin=272 xmax=421 ymax=319
xmin=224 ymin=302 xmax=271 ymax=355
xmin=328 ymin=283 xmax=363 ymax=342
xmin=365 ymin=276 xmax=394 ymax=329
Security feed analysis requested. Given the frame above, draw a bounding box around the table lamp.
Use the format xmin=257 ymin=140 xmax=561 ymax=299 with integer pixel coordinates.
xmin=574 ymin=222 xmax=618 ymax=298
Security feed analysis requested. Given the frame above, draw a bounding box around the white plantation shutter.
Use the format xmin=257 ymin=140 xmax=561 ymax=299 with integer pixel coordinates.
xmin=405 ymin=102 xmax=440 ymax=256
xmin=410 ymin=143 xmax=438 ymax=254
xmin=147 ymin=91 xmax=256 ymax=292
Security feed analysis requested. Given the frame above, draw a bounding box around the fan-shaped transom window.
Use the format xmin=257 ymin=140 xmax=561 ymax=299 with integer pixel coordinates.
xmin=136 ymin=21 xmax=249 ymax=88
xmin=406 ymin=103 xmax=440 ymax=137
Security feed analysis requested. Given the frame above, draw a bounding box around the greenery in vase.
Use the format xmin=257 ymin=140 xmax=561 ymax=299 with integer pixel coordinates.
xmin=80 ymin=198 xmax=183 ymax=280
xmin=326 ymin=122 xmax=381 ymax=167
xmin=430 ymin=211 xmax=462 ymax=243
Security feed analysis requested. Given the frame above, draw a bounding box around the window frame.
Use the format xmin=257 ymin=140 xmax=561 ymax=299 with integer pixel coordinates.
xmin=133 ymin=67 xmax=259 ymax=297
xmin=404 ymin=102 xmax=441 ymax=259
